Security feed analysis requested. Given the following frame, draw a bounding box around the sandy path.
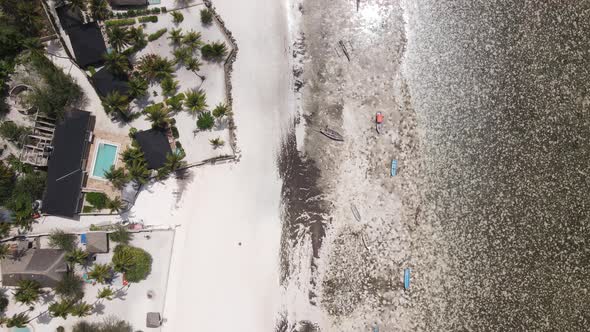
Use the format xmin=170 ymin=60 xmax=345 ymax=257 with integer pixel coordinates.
xmin=131 ymin=0 xmax=294 ymax=331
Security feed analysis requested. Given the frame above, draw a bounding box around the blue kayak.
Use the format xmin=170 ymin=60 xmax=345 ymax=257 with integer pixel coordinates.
xmin=404 ymin=268 xmax=411 ymax=289
xmin=391 ymin=159 xmax=398 ymax=176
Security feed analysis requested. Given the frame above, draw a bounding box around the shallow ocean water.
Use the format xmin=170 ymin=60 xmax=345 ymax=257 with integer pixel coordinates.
xmin=403 ymin=1 xmax=590 ymax=330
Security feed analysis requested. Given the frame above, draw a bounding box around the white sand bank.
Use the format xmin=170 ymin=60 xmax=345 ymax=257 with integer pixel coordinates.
xmin=130 ymin=0 xmax=294 ymax=330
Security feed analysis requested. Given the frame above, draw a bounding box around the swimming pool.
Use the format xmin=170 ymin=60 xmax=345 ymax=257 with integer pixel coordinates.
xmin=12 ymin=327 xmax=31 ymax=332
xmin=92 ymin=142 xmax=118 ymax=179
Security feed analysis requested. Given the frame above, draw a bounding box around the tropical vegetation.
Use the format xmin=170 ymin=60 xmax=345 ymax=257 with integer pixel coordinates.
xmin=104 ymin=166 xmax=129 ymax=189
xmin=48 ymin=229 xmax=77 ymax=251
xmin=88 ymin=263 xmax=112 ymax=284
xmin=184 ymin=89 xmax=207 ymax=113
xmin=109 ymin=225 xmax=132 ymax=244
xmin=197 ymin=111 xmax=215 ymax=130
xmin=14 ymin=279 xmax=43 ymax=305
xmin=171 ymin=11 xmax=184 ymax=24
xmin=201 ymin=41 xmax=228 ymax=61
xmin=112 ymin=245 xmax=153 ymax=282
xmin=200 ymin=8 xmax=213 ymax=25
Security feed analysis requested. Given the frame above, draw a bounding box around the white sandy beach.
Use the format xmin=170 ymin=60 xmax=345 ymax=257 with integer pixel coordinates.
xmin=130 ymin=0 xmax=295 ymax=330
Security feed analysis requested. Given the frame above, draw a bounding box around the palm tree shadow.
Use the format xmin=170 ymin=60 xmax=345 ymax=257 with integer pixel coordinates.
xmin=114 ymin=288 xmax=128 ymax=300
xmin=214 ymin=118 xmax=228 ymax=131
xmin=93 ymin=302 xmax=106 ymax=315
xmin=36 ymin=311 xmax=53 ymax=325
xmin=41 ymin=292 xmax=55 ymax=305
xmin=174 ymin=168 xmax=195 ymax=206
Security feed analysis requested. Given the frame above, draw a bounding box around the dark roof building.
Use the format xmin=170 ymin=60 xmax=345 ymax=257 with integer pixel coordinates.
xmin=109 ymin=0 xmax=148 ymax=7
xmin=1 ymin=249 xmax=68 ymax=287
xmin=42 ymin=110 xmax=93 ymax=218
xmin=55 ymin=4 xmax=83 ymax=29
xmin=91 ymin=67 xmax=130 ymax=97
xmin=86 ymin=232 xmax=109 ymax=253
xmin=67 ymin=22 xmax=107 ymax=68
xmin=135 ymin=129 xmax=172 ymax=169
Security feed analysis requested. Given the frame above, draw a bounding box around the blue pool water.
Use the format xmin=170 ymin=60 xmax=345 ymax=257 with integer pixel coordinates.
xmin=92 ymin=143 xmax=117 ymax=178
xmin=12 ymin=327 xmax=31 ymax=332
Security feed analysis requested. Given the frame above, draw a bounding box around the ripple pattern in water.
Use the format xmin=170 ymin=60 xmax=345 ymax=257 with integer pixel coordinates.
xmin=403 ymin=1 xmax=590 ymax=330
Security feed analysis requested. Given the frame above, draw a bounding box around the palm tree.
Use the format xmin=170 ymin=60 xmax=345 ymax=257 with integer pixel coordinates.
xmin=200 ymin=8 xmax=213 ymax=25
xmin=0 ymin=244 xmax=10 ymax=260
xmin=112 ymin=248 xmax=134 ymax=273
xmin=69 ymin=0 xmax=87 ymax=14
xmin=128 ymin=26 xmax=147 ymax=49
xmin=128 ymin=76 xmax=148 ymax=99
xmin=197 ymin=111 xmax=215 ymax=130
xmin=137 ymin=54 xmax=175 ymax=81
xmin=101 ymin=91 xmax=129 ymax=116
xmin=89 ymin=0 xmax=110 ymax=21
xmin=185 ymin=57 xmax=204 ymax=77
xmin=6 ymin=313 xmax=29 ymax=328
xmin=104 ymin=166 xmax=129 ymax=189
xmin=173 ymin=47 xmax=192 ymax=65
xmin=97 ymin=287 xmax=115 ymax=301
xmin=184 ymin=89 xmax=207 ymax=113
xmin=14 ymin=280 xmax=42 ymax=305
xmin=107 ymin=196 xmax=124 ymax=213
xmin=109 ymin=225 xmax=132 ymax=244
xmin=164 ymin=151 xmax=186 ymax=172
xmin=182 ymin=30 xmax=202 ymax=50
xmin=201 ymin=41 xmax=228 ymax=61
xmin=88 ymin=264 xmax=112 ymax=284
xmin=145 ymin=103 xmax=172 ymax=128
xmin=107 ymin=26 xmax=131 ymax=52
xmin=22 ymin=38 xmax=45 ymax=59
xmin=122 ymin=146 xmax=144 ymax=166
xmin=128 ymin=159 xmax=150 ymax=184
xmin=168 ymin=28 xmax=184 ymax=46
xmin=49 ymin=299 xmax=72 ymax=319
xmin=66 ymin=249 xmax=89 ymax=266
xmin=16 ymin=2 xmax=43 ymax=35
xmin=209 ymin=137 xmax=225 ymax=148
xmin=70 ymin=301 xmax=93 ymax=317
xmin=103 ymin=51 xmax=129 ymax=77
xmin=212 ymin=103 xmax=229 ymax=118
xmin=160 ymin=76 xmax=179 ymax=96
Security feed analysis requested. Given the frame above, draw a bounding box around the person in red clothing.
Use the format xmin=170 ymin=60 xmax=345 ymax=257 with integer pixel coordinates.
xmin=376 ymin=112 xmax=384 ymax=133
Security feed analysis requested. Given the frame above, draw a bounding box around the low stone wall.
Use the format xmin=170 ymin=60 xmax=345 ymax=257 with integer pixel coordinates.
xmin=204 ymin=0 xmax=240 ymax=158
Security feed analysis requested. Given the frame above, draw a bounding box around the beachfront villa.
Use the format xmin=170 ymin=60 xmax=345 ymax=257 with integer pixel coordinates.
xmin=1 ymin=246 xmax=68 ymax=288
xmin=42 ymin=110 xmax=94 ymax=218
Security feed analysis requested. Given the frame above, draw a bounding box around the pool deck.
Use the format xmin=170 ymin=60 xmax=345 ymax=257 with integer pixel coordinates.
xmin=84 ymin=129 xmax=132 ymax=198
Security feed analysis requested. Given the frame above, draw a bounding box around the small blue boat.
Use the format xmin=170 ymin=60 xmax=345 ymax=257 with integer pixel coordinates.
xmin=404 ymin=268 xmax=411 ymax=289
xmin=391 ymin=159 xmax=398 ymax=176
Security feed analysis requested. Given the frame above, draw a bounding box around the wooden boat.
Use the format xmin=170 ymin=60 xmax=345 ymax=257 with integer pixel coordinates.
xmin=350 ymin=203 xmax=361 ymax=222
xmin=320 ymin=126 xmax=344 ymax=141
xmin=404 ymin=268 xmax=411 ymax=289
xmin=391 ymin=159 xmax=398 ymax=176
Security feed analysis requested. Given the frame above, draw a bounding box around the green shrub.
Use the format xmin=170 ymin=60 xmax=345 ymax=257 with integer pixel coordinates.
xmin=171 ymin=126 xmax=179 ymax=139
xmin=171 ymin=11 xmax=184 ymax=24
xmin=161 ymin=6 xmax=167 ymax=13
xmin=112 ymin=245 xmax=152 ymax=282
xmin=109 ymin=225 xmax=132 ymax=244
xmin=105 ymin=18 xmax=136 ymax=27
xmin=166 ymin=93 xmax=185 ymax=111
xmin=200 ymin=8 xmax=213 ymax=25
xmin=138 ymin=15 xmax=158 ymax=23
xmin=147 ymin=28 xmax=167 ymax=41
xmin=86 ymin=192 xmax=108 ymax=210
xmin=82 ymin=206 xmax=94 ymax=213
xmin=0 ymin=122 xmax=28 ymax=143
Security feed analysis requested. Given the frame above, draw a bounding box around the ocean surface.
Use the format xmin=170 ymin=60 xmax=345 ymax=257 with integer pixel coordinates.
xmin=403 ymin=1 xmax=590 ymax=330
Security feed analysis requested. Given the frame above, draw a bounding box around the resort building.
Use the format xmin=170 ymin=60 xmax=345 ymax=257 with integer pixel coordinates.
xmin=135 ymin=129 xmax=173 ymax=169
xmin=109 ymin=0 xmax=148 ymax=7
xmin=91 ymin=67 xmax=130 ymax=98
xmin=1 ymin=248 xmax=68 ymax=288
xmin=66 ymin=22 xmax=108 ymax=69
xmin=42 ymin=110 xmax=94 ymax=218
